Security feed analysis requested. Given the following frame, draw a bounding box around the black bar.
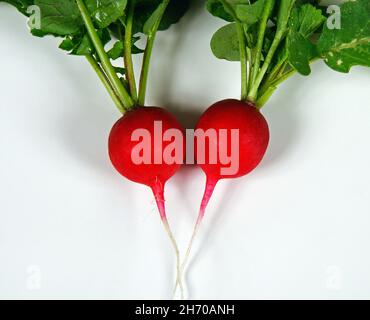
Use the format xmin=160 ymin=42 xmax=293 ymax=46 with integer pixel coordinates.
xmin=1 ymin=300 xmax=368 ymax=318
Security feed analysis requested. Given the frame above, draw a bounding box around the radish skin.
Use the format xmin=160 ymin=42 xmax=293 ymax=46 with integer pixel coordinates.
xmin=109 ymin=106 xmax=185 ymax=299
xmin=174 ymin=99 xmax=269 ymax=296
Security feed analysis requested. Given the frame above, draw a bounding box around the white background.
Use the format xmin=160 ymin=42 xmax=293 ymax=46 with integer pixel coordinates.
xmin=1 ymin=1 xmax=370 ymax=300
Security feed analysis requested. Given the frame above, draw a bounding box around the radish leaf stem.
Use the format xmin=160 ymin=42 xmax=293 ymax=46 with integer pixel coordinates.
xmin=248 ymin=29 xmax=285 ymax=101
xmin=220 ymin=0 xmax=248 ymax=101
xmin=250 ymin=0 xmax=275 ymax=87
xmin=76 ymin=0 xmax=134 ymax=111
xmin=123 ymin=3 xmax=138 ymax=102
xmin=248 ymin=0 xmax=296 ymax=101
xmin=86 ymin=55 xmax=126 ymax=113
xmin=138 ymin=0 xmax=170 ymax=106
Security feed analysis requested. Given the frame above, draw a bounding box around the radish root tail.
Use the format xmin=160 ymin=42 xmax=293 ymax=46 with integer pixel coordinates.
xmin=162 ymin=217 xmax=184 ymax=300
xmin=152 ymin=181 xmax=184 ymax=300
xmin=173 ymin=177 xmax=218 ymax=298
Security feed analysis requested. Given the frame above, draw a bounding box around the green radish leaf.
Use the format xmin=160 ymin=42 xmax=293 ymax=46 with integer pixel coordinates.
xmin=59 ymin=37 xmax=76 ymax=51
xmin=106 ymin=37 xmax=143 ymax=60
xmin=71 ymin=34 xmax=93 ymax=55
xmin=59 ymin=28 xmax=110 ymax=56
xmin=143 ymin=1 xmax=166 ymax=35
xmin=132 ymin=44 xmax=144 ymax=54
xmin=114 ymin=67 xmax=126 ymax=75
xmin=86 ymin=0 xmax=127 ymax=29
xmin=206 ymin=0 xmax=234 ymax=22
xmin=295 ymin=0 xmax=321 ymax=7
xmin=30 ymin=29 xmax=49 ymax=37
xmin=206 ymin=0 xmax=266 ymax=24
xmin=134 ymin=0 xmax=190 ymax=34
xmin=287 ymin=30 xmax=317 ymax=75
xmin=32 ymin=0 xmax=83 ymax=36
xmin=283 ymin=3 xmax=324 ymax=75
xmin=158 ymin=0 xmax=190 ymax=30
xmin=211 ymin=23 xmax=240 ymax=61
xmin=289 ymin=4 xmax=325 ymax=38
xmin=317 ymin=0 xmax=370 ymax=73
xmin=30 ymin=0 xmax=127 ymax=37
xmin=98 ymin=27 xmax=112 ymax=45
xmin=59 ymin=34 xmax=92 ymax=55
xmin=234 ymin=0 xmax=266 ymax=26
xmin=108 ymin=40 xmax=124 ymax=59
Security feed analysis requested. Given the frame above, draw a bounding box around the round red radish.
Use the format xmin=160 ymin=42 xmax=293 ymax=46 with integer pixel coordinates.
xmin=108 ymin=105 xmax=185 ymax=297
xmin=196 ymin=99 xmax=270 ymax=183
xmin=109 ymin=106 xmax=184 ymax=192
xmin=193 ymin=99 xmax=270 ymax=217
xmin=174 ymin=99 xmax=270 ymax=294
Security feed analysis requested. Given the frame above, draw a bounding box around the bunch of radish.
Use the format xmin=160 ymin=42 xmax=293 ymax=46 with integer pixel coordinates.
xmin=2 ymin=0 xmax=370 ymax=299
xmin=3 ymin=0 xmax=190 ymax=298
xmin=173 ymin=0 xmax=370 ymax=297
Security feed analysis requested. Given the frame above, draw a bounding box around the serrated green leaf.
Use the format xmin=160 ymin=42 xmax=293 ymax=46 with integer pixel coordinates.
xmin=289 ymin=4 xmax=325 ymax=38
xmin=211 ymin=23 xmax=240 ymax=61
xmin=317 ymin=0 xmax=370 ymax=73
xmin=287 ymin=30 xmax=317 ymax=75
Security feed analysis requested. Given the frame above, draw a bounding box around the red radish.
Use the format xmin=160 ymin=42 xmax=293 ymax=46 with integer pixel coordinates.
xmin=109 ymin=106 xmax=185 ymax=298
xmin=175 ymin=99 xmax=269 ymax=294
xmin=196 ymin=99 xmax=270 ymax=214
